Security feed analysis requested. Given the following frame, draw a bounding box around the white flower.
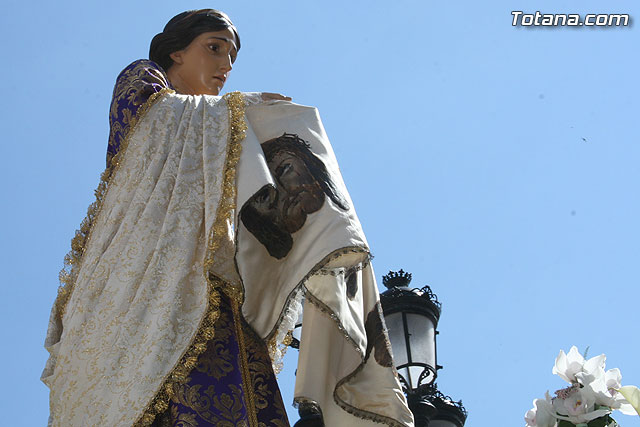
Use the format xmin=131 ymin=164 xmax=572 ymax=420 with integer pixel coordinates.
xmin=528 ymin=346 xmax=639 ymax=426
xmin=552 ymin=346 xmax=605 ymax=385
xmin=584 ymin=367 xmax=637 ymax=415
xmin=525 ymin=392 xmax=556 ymax=427
xmin=552 ymin=385 xmax=611 ymax=424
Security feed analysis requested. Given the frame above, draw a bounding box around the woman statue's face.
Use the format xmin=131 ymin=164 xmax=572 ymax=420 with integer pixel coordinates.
xmin=168 ymin=28 xmax=238 ymax=95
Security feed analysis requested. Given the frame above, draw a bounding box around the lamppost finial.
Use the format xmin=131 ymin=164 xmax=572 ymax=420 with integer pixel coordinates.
xmin=382 ymin=269 xmax=413 ymax=289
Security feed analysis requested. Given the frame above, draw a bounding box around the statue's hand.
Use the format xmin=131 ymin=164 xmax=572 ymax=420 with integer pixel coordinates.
xmin=261 ymin=92 xmax=292 ymax=101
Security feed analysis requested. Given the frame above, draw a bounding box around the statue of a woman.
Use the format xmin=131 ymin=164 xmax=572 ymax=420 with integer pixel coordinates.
xmin=42 ymin=9 xmax=414 ymax=427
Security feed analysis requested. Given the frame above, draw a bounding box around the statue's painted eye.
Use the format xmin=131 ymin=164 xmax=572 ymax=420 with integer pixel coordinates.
xmin=276 ymin=162 xmax=293 ymax=179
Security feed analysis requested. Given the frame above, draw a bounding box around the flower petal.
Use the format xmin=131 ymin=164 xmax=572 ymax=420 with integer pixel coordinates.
xmin=553 ymin=407 xmax=611 ymax=424
xmin=583 ymin=354 xmax=606 ymax=375
xmin=553 ymin=349 xmax=570 ymax=382
xmin=618 ymin=385 xmax=640 ymax=416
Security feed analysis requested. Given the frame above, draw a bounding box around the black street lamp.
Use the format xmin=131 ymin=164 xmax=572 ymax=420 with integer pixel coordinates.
xmin=380 ymin=271 xmax=441 ymax=391
xmin=380 ymin=270 xmax=467 ymax=427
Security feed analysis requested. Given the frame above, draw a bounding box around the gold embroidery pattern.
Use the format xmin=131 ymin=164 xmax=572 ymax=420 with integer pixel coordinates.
xmin=172 ymin=405 xmax=200 ymax=427
xmin=107 ymin=60 xmax=173 ymax=168
xmin=233 ymin=300 xmax=259 ymax=427
xmin=161 ymin=297 xmax=288 ymax=427
xmin=242 ymin=322 xmax=290 ymax=427
xmin=193 ymin=310 xmax=235 ymax=381
xmin=135 ymin=92 xmax=248 ymax=426
xmin=54 ymin=87 xmax=173 ymax=324
xmin=171 ymin=381 xmax=247 ymax=426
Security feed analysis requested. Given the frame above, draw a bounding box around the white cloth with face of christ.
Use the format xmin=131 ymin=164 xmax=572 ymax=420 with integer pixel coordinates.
xmin=233 ymin=100 xmax=414 ymax=427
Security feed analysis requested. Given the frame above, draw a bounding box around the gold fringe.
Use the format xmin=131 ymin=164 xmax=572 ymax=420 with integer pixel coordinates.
xmin=203 ymin=91 xmax=248 ymax=304
xmin=267 ymin=330 xmax=293 ymax=375
xmin=54 ymin=88 xmax=174 ymax=323
xmin=134 ymin=91 xmax=248 ymax=426
xmin=232 ymin=298 xmax=259 ymax=427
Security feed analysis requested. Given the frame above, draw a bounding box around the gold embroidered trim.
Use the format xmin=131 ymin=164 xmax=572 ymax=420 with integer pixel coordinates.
xmin=54 ymin=88 xmax=174 ymax=323
xmin=232 ymin=299 xmax=259 ymax=427
xmin=203 ymin=91 xmax=247 ymax=304
xmin=267 ymin=331 xmax=293 ymax=375
xmin=266 ymin=246 xmax=371 ymax=342
xmin=134 ymin=91 xmax=248 ymax=426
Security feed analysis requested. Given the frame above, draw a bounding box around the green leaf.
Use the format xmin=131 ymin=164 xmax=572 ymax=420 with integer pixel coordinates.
xmin=555 ymin=415 xmax=617 ymax=427
xmin=618 ymin=385 xmax=640 ymax=416
xmin=587 ymin=415 xmax=615 ymax=427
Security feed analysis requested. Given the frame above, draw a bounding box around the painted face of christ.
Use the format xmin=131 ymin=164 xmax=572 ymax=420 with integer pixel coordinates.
xmin=269 ymin=149 xmax=325 ymax=233
xmin=240 ymin=133 xmax=349 ymax=259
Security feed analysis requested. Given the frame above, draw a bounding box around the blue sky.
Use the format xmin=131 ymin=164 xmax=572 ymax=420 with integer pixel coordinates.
xmin=1 ymin=1 xmax=638 ymax=425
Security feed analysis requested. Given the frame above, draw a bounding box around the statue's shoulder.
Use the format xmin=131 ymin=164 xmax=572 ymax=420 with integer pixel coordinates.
xmin=107 ymin=60 xmax=173 ymax=167
xmin=112 ymin=59 xmax=172 ymax=100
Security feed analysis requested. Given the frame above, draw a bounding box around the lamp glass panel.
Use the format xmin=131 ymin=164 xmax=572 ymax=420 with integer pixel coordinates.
xmin=405 ymin=312 xmax=436 ymax=367
xmin=384 ymin=311 xmax=408 ymax=366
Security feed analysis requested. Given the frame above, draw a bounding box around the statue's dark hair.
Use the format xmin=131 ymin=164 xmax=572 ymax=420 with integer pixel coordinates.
xmin=261 ymin=133 xmax=350 ymax=211
xmin=149 ymin=9 xmax=241 ymax=72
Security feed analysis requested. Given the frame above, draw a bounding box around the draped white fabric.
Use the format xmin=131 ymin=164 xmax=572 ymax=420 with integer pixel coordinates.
xmin=42 ymin=93 xmax=230 ymax=426
xmin=42 ymin=93 xmax=414 ymax=426
xmin=237 ymin=102 xmax=414 ymax=426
